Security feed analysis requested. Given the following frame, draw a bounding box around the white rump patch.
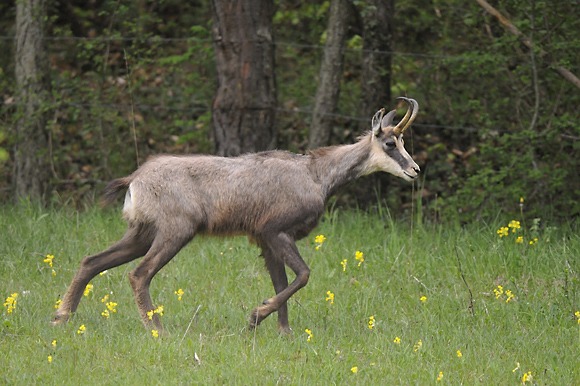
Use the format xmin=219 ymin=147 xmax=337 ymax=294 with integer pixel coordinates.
xmin=122 ymin=184 xmax=136 ymax=220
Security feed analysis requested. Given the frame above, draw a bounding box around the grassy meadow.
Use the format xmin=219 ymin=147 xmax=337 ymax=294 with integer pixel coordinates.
xmin=1 ymin=204 xmax=579 ymax=385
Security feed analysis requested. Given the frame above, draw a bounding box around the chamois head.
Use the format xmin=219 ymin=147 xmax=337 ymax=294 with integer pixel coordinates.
xmin=368 ymin=97 xmax=421 ymax=181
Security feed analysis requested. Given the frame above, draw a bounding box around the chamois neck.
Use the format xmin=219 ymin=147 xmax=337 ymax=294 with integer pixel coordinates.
xmin=308 ymin=133 xmax=374 ymax=198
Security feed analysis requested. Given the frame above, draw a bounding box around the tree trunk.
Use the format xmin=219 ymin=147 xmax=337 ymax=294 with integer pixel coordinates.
xmin=210 ymin=0 xmax=277 ymax=156
xmin=360 ymin=0 xmax=394 ymax=121
xmin=14 ymin=0 xmax=52 ymax=202
xmin=355 ymin=0 xmax=395 ymax=205
xmin=309 ymin=0 xmax=351 ymax=149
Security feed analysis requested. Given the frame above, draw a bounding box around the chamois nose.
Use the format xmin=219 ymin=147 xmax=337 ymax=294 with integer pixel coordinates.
xmin=413 ymin=165 xmax=421 ymax=174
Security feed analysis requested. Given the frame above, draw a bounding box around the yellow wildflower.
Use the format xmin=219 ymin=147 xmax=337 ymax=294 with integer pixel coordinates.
xmin=505 ymin=290 xmax=515 ymax=303
xmin=497 ymin=227 xmax=509 ymax=238
xmin=420 ymin=295 xmax=427 ymax=303
xmin=368 ymin=315 xmax=375 ymax=330
xmin=437 ymin=371 xmax=444 ymax=382
xmin=512 ymin=362 xmax=520 ymax=373
xmin=325 ymin=290 xmax=335 ymax=305
xmin=54 ymin=299 xmax=62 ymax=309
xmin=508 ymin=220 xmax=521 ymax=232
xmin=3 ymin=293 xmax=18 ymax=314
xmin=340 ymin=259 xmax=347 ymax=272
xmin=355 ymin=250 xmax=364 ymax=267
xmin=575 ymin=311 xmax=580 ymax=324
xmin=101 ymin=309 xmax=110 ymax=319
xmin=350 ymin=366 xmax=358 ymax=374
xmin=393 ymin=336 xmax=401 ymax=345
xmin=148 ymin=305 xmax=164 ymax=320
xmin=47 ymin=355 xmax=53 ymax=363
xmin=43 ymin=254 xmax=54 ymax=268
xmin=529 ymin=237 xmax=538 ymax=245
xmin=413 ymin=339 xmax=423 ymax=352
xmin=314 ymin=234 xmax=326 ymax=250
xmin=493 ymin=285 xmax=504 ymax=299
xmin=456 ymin=350 xmax=463 ymax=358
xmin=516 ymin=236 xmax=523 ymax=244
xmin=51 ymin=339 xmax=57 ymax=347
xmin=305 ymin=328 xmax=313 ymax=342
xmin=83 ymin=284 xmax=93 ymax=297
xmin=175 ymin=288 xmax=184 ymax=301
xmin=77 ymin=324 xmax=86 ymax=335
xmin=522 ymin=371 xmax=533 ymax=384
xmin=101 ymin=294 xmax=109 ymax=303
xmin=106 ymin=301 xmax=118 ymax=313
xmin=151 ymin=329 xmax=159 ymax=339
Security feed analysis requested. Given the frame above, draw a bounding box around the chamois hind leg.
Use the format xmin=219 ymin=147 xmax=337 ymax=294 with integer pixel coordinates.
xmin=259 ymin=242 xmax=291 ymax=334
xmin=53 ymin=225 xmax=153 ymax=325
xmin=128 ymin=229 xmax=194 ymax=332
xmin=250 ymin=232 xmax=310 ymax=331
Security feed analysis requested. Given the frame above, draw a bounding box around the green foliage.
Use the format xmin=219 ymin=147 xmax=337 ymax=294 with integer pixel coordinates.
xmin=273 ymin=1 xmax=330 ymax=40
xmin=398 ymin=0 xmax=580 ymax=221
xmin=1 ymin=0 xmax=578 ymax=220
xmin=1 ymin=206 xmax=579 ymax=384
xmin=1 ymin=1 xmax=216 ymax=204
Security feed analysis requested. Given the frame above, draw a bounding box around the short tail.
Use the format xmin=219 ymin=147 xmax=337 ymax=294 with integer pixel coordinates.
xmin=101 ymin=177 xmax=132 ymax=206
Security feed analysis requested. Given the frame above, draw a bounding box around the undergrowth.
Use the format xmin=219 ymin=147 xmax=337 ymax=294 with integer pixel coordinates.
xmin=1 ymin=204 xmax=578 ymax=384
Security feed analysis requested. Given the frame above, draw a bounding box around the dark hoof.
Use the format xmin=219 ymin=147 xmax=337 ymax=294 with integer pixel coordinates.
xmin=51 ymin=314 xmax=68 ymax=326
xmin=278 ymin=325 xmax=293 ymax=335
xmin=249 ymin=311 xmax=261 ymax=329
xmin=249 ymin=305 xmax=270 ymax=329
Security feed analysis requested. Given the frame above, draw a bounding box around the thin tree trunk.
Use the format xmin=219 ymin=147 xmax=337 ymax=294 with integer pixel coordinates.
xmin=210 ymin=0 xmax=277 ymax=156
xmin=360 ymin=0 xmax=394 ymax=121
xmin=309 ymin=0 xmax=351 ymax=149
xmin=14 ymin=0 xmax=52 ymax=202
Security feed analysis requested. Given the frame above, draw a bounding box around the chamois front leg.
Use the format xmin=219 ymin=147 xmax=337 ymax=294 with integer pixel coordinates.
xmin=261 ymin=244 xmax=291 ymax=333
xmin=250 ymin=233 xmax=310 ymax=332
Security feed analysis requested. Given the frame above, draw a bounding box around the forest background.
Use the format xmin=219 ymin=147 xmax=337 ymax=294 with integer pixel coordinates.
xmin=0 ymin=0 xmax=578 ymax=223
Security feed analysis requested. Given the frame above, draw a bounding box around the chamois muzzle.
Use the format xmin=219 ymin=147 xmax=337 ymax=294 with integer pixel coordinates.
xmin=403 ymin=164 xmax=421 ymax=181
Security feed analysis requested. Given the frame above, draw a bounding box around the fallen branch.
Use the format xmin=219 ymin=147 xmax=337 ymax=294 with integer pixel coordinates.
xmin=455 ymin=245 xmax=475 ymax=316
xmin=475 ymin=0 xmax=580 ymax=89
xmin=179 ymin=304 xmax=202 ymax=346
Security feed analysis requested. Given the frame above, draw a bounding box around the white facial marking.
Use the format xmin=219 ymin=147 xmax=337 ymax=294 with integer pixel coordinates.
xmin=365 ymin=134 xmax=419 ymax=181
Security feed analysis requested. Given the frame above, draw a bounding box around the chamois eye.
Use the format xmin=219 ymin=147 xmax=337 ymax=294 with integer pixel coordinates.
xmin=383 ymin=141 xmax=396 ymax=150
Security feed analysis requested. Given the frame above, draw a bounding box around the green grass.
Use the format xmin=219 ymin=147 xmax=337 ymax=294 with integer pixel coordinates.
xmin=1 ymin=204 xmax=579 ymax=384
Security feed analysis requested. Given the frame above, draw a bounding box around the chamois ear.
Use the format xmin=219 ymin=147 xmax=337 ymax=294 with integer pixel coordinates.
xmin=371 ymin=108 xmax=385 ymax=136
xmin=380 ymin=109 xmax=398 ymax=130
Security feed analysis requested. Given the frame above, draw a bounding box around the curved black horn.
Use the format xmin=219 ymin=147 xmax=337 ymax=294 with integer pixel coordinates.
xmin=393 ymin=97 xmax=419 ymax=135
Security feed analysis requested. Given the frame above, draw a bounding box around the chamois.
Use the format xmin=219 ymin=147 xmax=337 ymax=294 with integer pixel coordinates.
xmin=53 ymin=97 xmax=421 ymax=334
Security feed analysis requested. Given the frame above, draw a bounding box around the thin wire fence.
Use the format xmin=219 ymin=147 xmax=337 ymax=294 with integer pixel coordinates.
xmin=0 ymin=35 xmax=559 ymax=134
xmin=0 ymin=34 xmax=544 ymax=62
